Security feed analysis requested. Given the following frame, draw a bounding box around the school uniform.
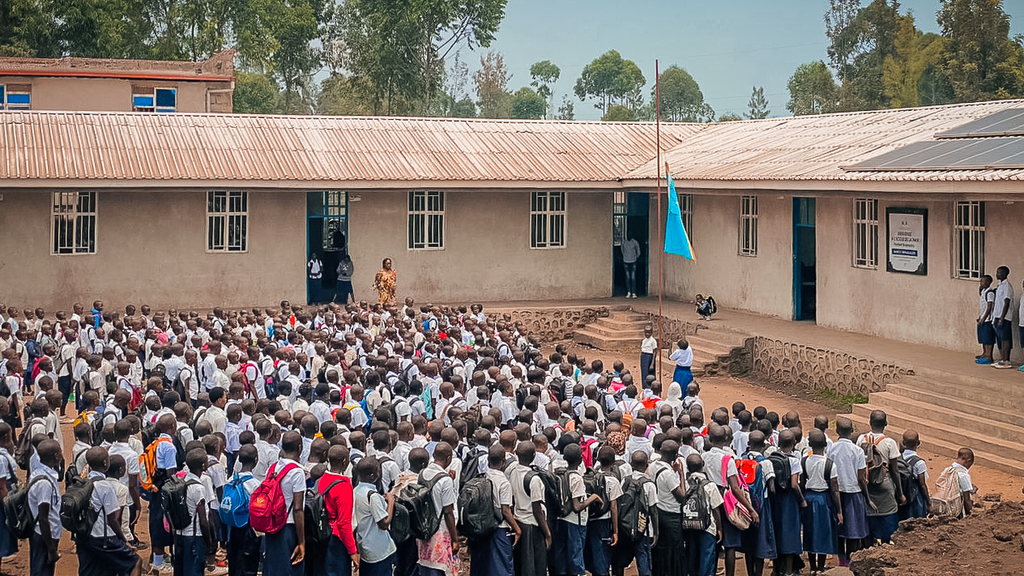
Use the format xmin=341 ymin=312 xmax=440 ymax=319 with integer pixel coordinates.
xmin=801 ymin=454 xmax=839 ymax=555
xmin=28 ymin=462 xmax=62 ymax=576
xmin=469 ymin=469 xmax=515 ymax=576
xmin=668 ymin=347 xmax=693 ymax=387
xmin=0 ymin=449 xmax=17 ymax=564
xmin=353 ymin=483 xmax=396 ymax=576
xmin=225 ymin=472 xmax=261 ymax=576
xmin=649 ymin=459 xmax=685 ymax=576
xmin=827 ymin=438 xmax=869 ymax=541
xmin=316 ymin=472 xmax=356 ymax=576
xmin=172 ymin=472 xmax=208 ymax=576
xmin=857 ymin=433 xmax=901 ymax=543
xmin=418 ymin=462 xmax=460 ymax=576
xmin=582 ymin=469 xmax=621 ymax=576
xmin=507 ymin=462 xmax=547 ymax=576
xmin=739 ymin=451 xmax=777 ymax=561
xmin=702 ymin=447 xmax=745 ymax=550
xmin=149 ymin=434 xmax=179 ymax=551
xmin=639 ymin=336 xmax=657 ymax=382
xmin=683 ymin=472 xmax=724 ymax=576
xmin=262 ymin=460 xmax=306 ymax=576
xmin=770 ymin=451 xmax=803 ymax=557
xmin=77 ymin=473 xmax=139 ymax=576
xmin=899 ymin=449 xmax=929 ymax=519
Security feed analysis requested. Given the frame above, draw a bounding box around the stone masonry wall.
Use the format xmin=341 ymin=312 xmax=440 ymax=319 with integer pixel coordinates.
xmin=488 ymin=306 xmax=610 ymax=341
xmin=751 ymin=336 xmax=910 ymax=396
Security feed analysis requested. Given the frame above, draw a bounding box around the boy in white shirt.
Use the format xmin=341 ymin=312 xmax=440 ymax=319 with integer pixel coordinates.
xmin=77 ymin=447 xmax=140 ymax=576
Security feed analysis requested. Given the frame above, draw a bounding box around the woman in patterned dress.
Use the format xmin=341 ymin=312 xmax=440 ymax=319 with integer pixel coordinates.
xmin=374 ymin=258 xmax=397 ymax=305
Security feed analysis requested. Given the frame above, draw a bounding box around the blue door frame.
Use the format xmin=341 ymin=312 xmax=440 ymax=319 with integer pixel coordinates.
xmin=793 ymin=198 xmax=816 ymax=321
xmin=306 ymin=191 xmax=348 ymax=304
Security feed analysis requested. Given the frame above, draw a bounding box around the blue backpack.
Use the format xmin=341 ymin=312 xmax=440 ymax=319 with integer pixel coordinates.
xmin=219 ymin=473 xmax=254 ymax=528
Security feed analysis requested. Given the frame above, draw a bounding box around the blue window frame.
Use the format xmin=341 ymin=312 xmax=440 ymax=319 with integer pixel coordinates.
xmin=0 ymin=84 xmax=31 ymax=110
xmin=133 ymin=87 xmax=176 ymax=113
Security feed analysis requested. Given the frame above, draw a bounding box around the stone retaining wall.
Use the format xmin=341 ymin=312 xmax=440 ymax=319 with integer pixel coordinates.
xmin=488 ymin=306 xmax=610 ymax=341
xmin=750 ymin=336 xmax=909 ymax=396
xmin=640 ymin=313 xmax=703 ymax=341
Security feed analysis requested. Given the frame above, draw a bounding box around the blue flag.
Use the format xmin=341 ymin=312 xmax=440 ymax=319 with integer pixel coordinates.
xmin=665 ymin=174 xmax=695 ymax=260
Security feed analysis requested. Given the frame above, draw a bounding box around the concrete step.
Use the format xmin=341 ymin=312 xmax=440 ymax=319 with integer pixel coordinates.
xmin=847 ymin=413 xmax=1024 ymax=476
xmin=691 ymin=329 xmax=750 ymax=350
xmin=598 ymin=317 xmax=651 ymax=331
xmin=862 ymin=392 xmax=1024 ymax=444
xmin=662 ymin=349 xmax=721 ymax=367
xmin=585 ymin=322 xmax=646 ymax=339
xmin=895 ymin=373 xmax=1024 ymax=411
xmin=850 ymin=403 xmax=1024 ymax=466
xmin=910 ymin=365 xmax=1024 ymax=402
xmin=886 ymin=382 xmax=1024 ymax=429
xmin=686 ymin=336 xmax=735 ymax=357
xmin=608 ymin=312 xmax=648 ymax=323
xmin=574 ymin=328 xmax=641 ymax=350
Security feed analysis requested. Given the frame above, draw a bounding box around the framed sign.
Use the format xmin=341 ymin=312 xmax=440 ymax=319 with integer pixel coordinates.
xmin=886 ymin=207 xmax=927 ymax=275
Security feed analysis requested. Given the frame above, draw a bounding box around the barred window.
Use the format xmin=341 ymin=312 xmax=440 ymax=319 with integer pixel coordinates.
xmin=207 ymin=191 xmax=248 ymax=252
xmin=0 ymin=84 xmax=31 ymax=110
xmin=739 ymin=195 xmax=758 ymax=256
xmin=854 ymin=198 xmax=879 ymax=268
xmin=52 ymin=192 xmax=96 ymax=254
xmin=679 ymin=193 xmax=694 ymax=241
xmin=133 ymin=87 xmax=177 ymax=113
xmin=531 ymin=192 xmax=566 ymax=249
xmin=613 ymin=192 xmax=626 ymax=247
xmin=954 ymin=201 xmax=985 ymax=279
xmin=408 ymin=191 xmax=444 ymax=250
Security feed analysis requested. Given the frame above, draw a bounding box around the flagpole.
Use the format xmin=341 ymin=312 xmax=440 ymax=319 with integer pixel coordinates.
xmin=655 ymin=59 xmax=664 ymax=385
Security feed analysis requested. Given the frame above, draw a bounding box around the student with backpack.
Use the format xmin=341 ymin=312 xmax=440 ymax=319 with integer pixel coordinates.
xmin=76 ymin=446 xmax=142 ymax=576
xmin=702 ymin=424 xmax=758 ymax=576
xmin=856 ymin=410 xmax=904 ymax=545
xmin=648 ymin=440 xmax=688 ymax=576
xmin=505 ymin=441 xmax=551 ymax=576
xmin=585 ymin=447 xmax=622 ymax=576
xmin=681 ymin=454 xmax=724 ymax=576
xmin=353 ymin=455 xmax=398 ymax=576
xmin=0 ymin=423 xmax=17 ymax=572
xmin=254 ymin=431 xmax=307 ymax=576
xmin=171 ymin=448 xmax=213 ymax=576
xmin=144 ymin=414 xmax=180 ymax=574
xmin=768 ymin=430 xmax=805 ymax=576
xmin=611 ymin=450 xmax=657 ymax=576
xmin=801 ymin=429 xmax=841 ymax=575
xmin=827 ymin=417 xmax=870 ymax=568
xmin=27 ymin=439 xmax=62 ymax=576
xmin=932 ymin=448 xmax=976 ymax=519
xmin=551 ymin=443 xmax=601 ymax=576
xmin=898 ymin=430 xmax=930 ymax=519
xmin=739 ymin=431 xmax=777 ymax=576
xmin=466 ymin=445 xmax=520 ymax=576
xmin=417 ymin=442 xmax=461 ymax=576
xmin=221 ymin=445 xmax=261 ymax=576
xmin=315 ymin=445 xmax=358 ymax=576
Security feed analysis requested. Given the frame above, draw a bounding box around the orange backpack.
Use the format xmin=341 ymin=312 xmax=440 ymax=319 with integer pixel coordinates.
xmin=139 ymin=437 xmax=172 ymax=492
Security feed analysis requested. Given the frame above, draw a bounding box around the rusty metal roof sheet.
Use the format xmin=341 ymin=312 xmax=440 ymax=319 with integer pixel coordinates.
xmin=0 ymin=112 xmax=699 ymax=186
xmin=626 ymin=100 xmax=1024 ymax=183
xmin=0 ymin=50 xmax=235 ymax=80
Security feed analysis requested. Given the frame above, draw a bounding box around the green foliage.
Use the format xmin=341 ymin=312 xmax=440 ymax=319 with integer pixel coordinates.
xmin=234 ymin=71 xmax=280 ymax=113
xmin=529 ymin=59 xmax=560 ymax=101
xmin=787 ymin=61 xmax=839 ymax=115
xmin=510 ymin=86 xmax=546 ymax=119
xmin=315 ymin=74 xmax=375 ymax=116
xmin=746 ymin=85 xmax=770 ymax=119
xmin=474 ymin=50 xmax=511 ymax=118
xmin=938 ymin=0 xmax=1024 ymax=101
xmin=602 ymin=104 xmax=635 ymax=121
xmin=882 ymin=15 xmax=946 ymax=108
xmin=655 ymin=65 xmax=714 ymax=122
xmin=555 ymin=96 xmax=575 ymax=120
xmin=814 ymin=389 xmax=869 ymax=412
xmin=574 ymin=50 xmax=646 ymax=115
xmin=718 ymin=113 xmax=743 ymax=122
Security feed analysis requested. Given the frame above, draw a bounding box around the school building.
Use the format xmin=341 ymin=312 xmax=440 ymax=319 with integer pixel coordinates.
xmin=0 ymin=93 xmax=1022 ymax=357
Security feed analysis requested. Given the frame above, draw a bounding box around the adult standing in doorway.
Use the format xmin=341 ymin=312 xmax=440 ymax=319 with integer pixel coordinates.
xmin=621 ymin=235 xmax=640 ymax=299
xmin=992 ymin=266 xmax=1014 ymax=369
xmin=335 ymin=254 xmax=354 ymax=305
xmin=374 ymin=258 xmax=397 ymax=306
xmin=308 ymin=253 xmax=324 ymax=304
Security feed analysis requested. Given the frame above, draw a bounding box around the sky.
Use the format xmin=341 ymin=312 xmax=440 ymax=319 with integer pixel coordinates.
xmin=480 ymin=0 xmax=1024 ymax=120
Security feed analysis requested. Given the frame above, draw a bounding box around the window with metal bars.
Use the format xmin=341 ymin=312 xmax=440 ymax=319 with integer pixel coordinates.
xmin=613 ymin=192 xmax=626 ymax=247
xmin=531 ymin=192 xmax=566 ymax=249
xmin=739 ymin=195 xmax=758 ymax=256
xmin=854 ymin=198 xmax=879 ymax=268
xmin=52 ymin=192 xmax=96 ymax=254
xmin=954 ymin=201 xmax=985 ymax=279
xmin=132 ymin=86 xmax=176 ymax=113
xmin=680 ymin=193 xmax=694 ymax=242
xmin=408 ymin=191 xmax=444 ymax=250
xmin=207 ymin=191 xmax=248 ymax=252
xmin=0 ymin=84 xmax=31 ymax=110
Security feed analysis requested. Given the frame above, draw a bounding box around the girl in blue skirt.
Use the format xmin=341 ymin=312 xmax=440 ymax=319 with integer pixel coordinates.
xmin=769 ymin=430 xmax=805 ymax=576
xmin=669 ymin=340 xmax=693 ymax=387
xmin=740 ymin=431 xmax=776 ymax=576
xmin=0 ymin=423 xmax=19 ymax=570
xmin=802 ymin=429 xmax=842 ymax=574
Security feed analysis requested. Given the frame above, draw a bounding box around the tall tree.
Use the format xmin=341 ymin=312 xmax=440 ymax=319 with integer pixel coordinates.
xmin=824 ymin=0 xmax=863 ymax=82
xmin=0 ymin=0 xmax=56 ymax=56
xmin=746 ymin=86 xmax=770 ymax=119
xmin=529 ymin=59 xmax=559 ymax=117
xmin=474 ymin=50 xmax=511 ymax=118
xmin=510 ymin=86 xmax=546 ymax=119
xmin=655 ymin=65 xmax=714 ymax=122
xmin=234 ymin=71 xmax=280 ymax=113
xmin=787 ymin=61 xmax=839 ymax=115
xmin=882 ymin=14 xmax=945 ymax=108
xmin=602 ymin=104 xmax=635 ymax=121
xmin=555 ymin=96 xmax=575 ymax=120
xmin=272 ymin=0 xmax=320 ymax=113
xmin=938 ymin=0 xmax=1024 ymax=101
xmin=574 ymin=50 xmax=646 ymax=115
xmin=316 ymin=74 xmax=374 ymax=115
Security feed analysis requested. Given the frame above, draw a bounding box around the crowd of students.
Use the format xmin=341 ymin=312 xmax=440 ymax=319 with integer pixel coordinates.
xmin=0 ymin=298 xmax=980 ymax=576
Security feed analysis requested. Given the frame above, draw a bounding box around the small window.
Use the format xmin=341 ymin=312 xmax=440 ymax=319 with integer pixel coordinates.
xmin=613 ymin=191 xmax=626 ymax=246
xmin=52 ymin=192 xmax=96 ymax=254
xmin=207 ymin=191 xmax=248 ymax=252
xmin=954 ymin=201 xmax=985 ymax=279
xmin=679 ymin=193 xmax=694 ymax=242
xmin=0 ymin=84 xmax=31 ymax=110
xmin=133 ymin=86 xmax=176 ymax=113
xmin=531 ymin=191 xmax=566 ymax=249
xmin=854 ymin=198 xmax=879 ymax=268
xmin=408 ymin=191 xmax=445 ymax=250
xmin=739 ymin=195 xmax=758 ymax=256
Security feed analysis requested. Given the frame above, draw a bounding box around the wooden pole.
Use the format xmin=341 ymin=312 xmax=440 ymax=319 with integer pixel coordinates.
xmin=655 ymin=59 xmax=665 ymax=385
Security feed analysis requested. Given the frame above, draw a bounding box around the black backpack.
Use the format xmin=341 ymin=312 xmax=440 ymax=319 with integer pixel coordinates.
xmin=897 ymin=454 xmax=923 ymax=506
xmin=525 ymin=465 xmax=571 ymax=521
xmin=767 ymin=452 xmax=793 ymax=493
xmin=64 ymin=446 xmax=90 ymax=485
xmin=583 ymin=469 xmax=611 ymax=517
xmin=305 ymin=479 xmax=346 ymax=545
xmin=617 ymin=475 xmax=653 ymax=540
xmin=60 ymin=477 xmax=99 ymax=540
xmin=460 ymin=449 xmax=486 ymax=491
xmin=799 ymin=455 xmax=836 ymax=494
xmin=394 ymin=471 xmax=445 ymax=542
xmin=457 ymin=476 xmax=499 ymax=540
xmin=160 ymin=476 xmax=200 ymax=532
xmin=679 ymin=476 xmax=713 ymax=531
xmin=5 ymin=475 xmax=52 ymax=539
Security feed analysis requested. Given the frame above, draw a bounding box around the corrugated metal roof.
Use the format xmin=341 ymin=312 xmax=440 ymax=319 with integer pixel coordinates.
xmin=626 ymin=100 xmax=1024 ymax=183
xmin=0 ymin=112 xmax=700 ymax=185
xmin=0 ymin=50 xmax=235 ymax=80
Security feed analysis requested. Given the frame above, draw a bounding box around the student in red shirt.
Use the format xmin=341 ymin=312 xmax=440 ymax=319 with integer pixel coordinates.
xmin=316 ymin=445 xmax=358 ymax=576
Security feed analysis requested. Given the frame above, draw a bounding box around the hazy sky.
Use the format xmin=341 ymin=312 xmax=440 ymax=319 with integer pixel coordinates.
xmin=481 ymin=0 xmax=1024 ymax=120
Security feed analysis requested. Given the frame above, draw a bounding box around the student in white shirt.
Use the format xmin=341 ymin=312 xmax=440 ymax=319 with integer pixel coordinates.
xmin=828 ymin=417 xmax=870 ymax=566
xmin=418 ymin=443 xmax=460 ymax=576
xmin=28 ymin=439 xmax=63 ymax=576
xmin=77 ymin=447 xmax=140 ymax=576
xmin=639 ymin=327 xmax=658 ymax=383
xmin=669 ymin=339 xmax=693 ymax=387
xmin=261 ymin=432 xmax=307 ymax=576
xmin=174 ymin=449 xmax=213 ymax=576
xmin=991 ymin=265 xmax=1015 ymax=368
xmin=506 ymin=442 xmax=550 ymax=576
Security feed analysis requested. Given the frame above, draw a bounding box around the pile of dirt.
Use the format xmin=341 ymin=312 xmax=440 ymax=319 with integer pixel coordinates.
xmin=850 ymin=501 xmax=1024 ymax=576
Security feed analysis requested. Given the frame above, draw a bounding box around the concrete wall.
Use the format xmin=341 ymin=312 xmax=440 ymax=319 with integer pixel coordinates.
xmin=348 ymin=190 xmax=613 ymax=303
xmin=653 ymin=193 xmax=794 ymax=318
xmin=0 ymin=188 xmax=305 ymax=312
xmin=0 ymin=76 xmax=231 ymax=112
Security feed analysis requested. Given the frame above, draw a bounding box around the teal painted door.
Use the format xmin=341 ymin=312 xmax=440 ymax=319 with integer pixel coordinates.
xmin=793 ymin=198 xmax=816 ymax=321
xmin=306 ymin=192 xmax=348 ymax=304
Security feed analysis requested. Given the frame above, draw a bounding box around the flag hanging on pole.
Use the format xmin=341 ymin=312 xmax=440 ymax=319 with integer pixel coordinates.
xmin=664 ymin=173 xmax=695 ymax=260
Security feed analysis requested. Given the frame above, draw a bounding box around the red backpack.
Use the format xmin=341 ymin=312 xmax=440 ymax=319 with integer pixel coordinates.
xmin=581 ymin=438 xmax=599 ymax=469
xmin=249 ymin=462 xmax=300 ymax=534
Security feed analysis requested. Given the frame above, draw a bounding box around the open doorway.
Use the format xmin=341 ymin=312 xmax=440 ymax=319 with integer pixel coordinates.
xmin=793 ymin=197 xmax=816 ymax=321
xmin=307 ymin=191 xmax=347 ymax=304
xmin=612 ymin=192 xmax=650 ymax=297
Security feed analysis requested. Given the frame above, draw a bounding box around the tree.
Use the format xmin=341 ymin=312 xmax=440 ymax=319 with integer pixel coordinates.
xmin=574 ymin=50 xmax=646 ymax=115
xmin=234 ymin=71 xmax=280 ymax=113
xmin=529 ymin=59 xmax=559 ymax=117
xmin=824 ymin=0 xmax=903 ymax=111
xmin=787 ymin=61 xmax=839 ymax=115
xmin=272 ymin=0 xmax=320 ymax=114
xmin=316 ymin=74 xmax=375 ymax=115
xmin=882 ymin=15 xmax=946 ymax=108
xmin=555 ymin=96 xmax=575 ymax=120
xmin=938 ymin=0 xmax=1024 ymax=101
xmin=655 ymin=65 xmax=714 ymax=122
xmin=824 ymin=0 xmax=862 ymax=82
xmin=718 ymin=113 xmax=743 ymax=122
xmin=0 ymin=0 xmax=58 ymax=57
xmin=602 ymin=104 xmax=635 ymax=121
xmin=747 ymin=86 xmax=770 ymax=119
xmin=510 ymin=87 xmax=546 ymax=119
xmin=474 ymin=50 xmax=511 ymax=118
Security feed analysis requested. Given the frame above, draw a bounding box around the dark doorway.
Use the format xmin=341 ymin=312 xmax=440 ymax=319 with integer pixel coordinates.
xmin=306 ymin=191 xmax=347 ymax=304
xmin=612 ymin=192 xmax=650 ymax=297
xmin=793 ymin=197 xmax=816 ymax=321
